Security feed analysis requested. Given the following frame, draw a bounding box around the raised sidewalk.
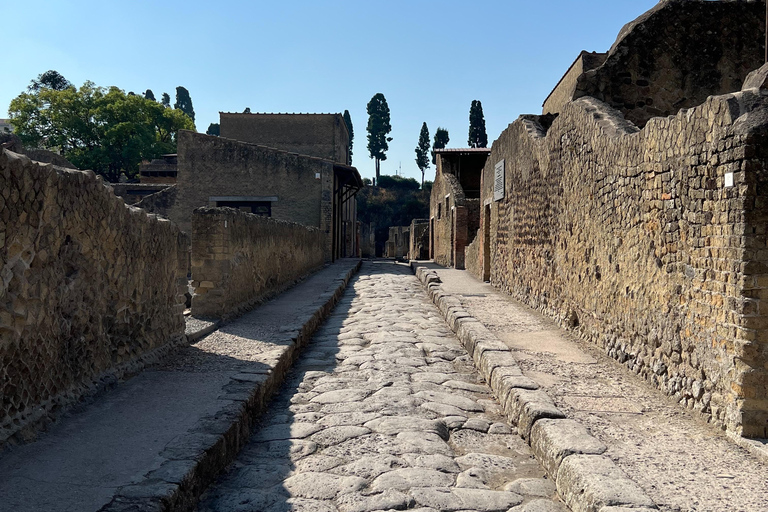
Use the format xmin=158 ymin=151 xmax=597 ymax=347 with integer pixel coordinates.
xmin=0 ymin=259 xmax=361 ymax=512
xmin=412 ymin=261 xmax=768 ymax=512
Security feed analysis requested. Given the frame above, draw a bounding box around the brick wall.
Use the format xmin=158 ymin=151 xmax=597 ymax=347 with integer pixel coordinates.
xmin=190 ymin=208 xmax=325 ymax=319
xmin=430 ymin=169 xmax=466 ymax=268
xmin=0 ymin=149 xmax=188 ymax=444
xmin=219 ymin=113 xmax=349 ymax=164
xmin=478 ymin=85 xmax=768 ymax=437
xmin=169 ymin=131 xmax=334 ymax=261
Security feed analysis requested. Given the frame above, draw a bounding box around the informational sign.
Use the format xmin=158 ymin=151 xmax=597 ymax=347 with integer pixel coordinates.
xmin=493 ymin=159 xmax=505 ymax=201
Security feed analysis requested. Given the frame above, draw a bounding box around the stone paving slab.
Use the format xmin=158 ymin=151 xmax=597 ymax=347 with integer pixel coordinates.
xmin=198 ymin=261 xmax=567 ymax=512
xmin=0 ymin=259 xmax=361 ymax=512
xmin=414 ymin=261 xmax=768 ymax=512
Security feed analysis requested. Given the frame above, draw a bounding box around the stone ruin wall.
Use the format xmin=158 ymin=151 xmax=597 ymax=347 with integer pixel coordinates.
xmin=0 ymin=150 xmax=188 ymax=444
xmin=572 ymin=0 xmax=764 ymax=128
xmin=409 ymin=219 xmax=429 ymax=260
xmin=191 ymin=208 xmax=325 ymax=319
xmin=430 ymin=171 xmax=466 ymax=268
xmin=469 ymin=89 xmax=768 ymax=437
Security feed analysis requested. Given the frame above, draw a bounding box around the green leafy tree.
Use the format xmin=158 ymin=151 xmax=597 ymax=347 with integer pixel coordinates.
xmin=414 ymin=122 xmax=430 ymax=188
xmin=144 ymin=89 xmax=156 ymax=101
xmin=206 ymin=123 xmax=220 ymax=136
xmin=366 ymin=93 xmax=392 ymax=181
xmin=29 ymin=70 xmax=72 ymax=92
xmin=174 ymin=86 xmax=195 ymax=125
xmin=468 ymin=100 xmax=488 ymax=148
xmin=343 ymin=109 xmax=354 ymax=165
xmin=161 ymin=92 xmax=171 ymax=107
xmin=9 ymin=80 xmax=194 ymax=182
xmin=432 ymin=127 xmax=449 ymax=165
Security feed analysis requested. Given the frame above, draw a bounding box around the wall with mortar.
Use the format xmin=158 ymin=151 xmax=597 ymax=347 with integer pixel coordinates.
xmin=472 ymin=85 xmax=768 ymax=437
xmin=568 ymin=0 xmax=765 ymax=128
xmin=0 ymin=149 xmax=188 ymax=444
xmin=219 ymin=113 xmax=350 ymax=165
xmin=169 ymin=131 xmax=334 ymax=261
xmin=430 ymin=167 xmax=468 ymax=268
xmin=191 ymin=207 xmax=325 ymax=319
xmin=409 ymin=219 xmax=429 ymax=260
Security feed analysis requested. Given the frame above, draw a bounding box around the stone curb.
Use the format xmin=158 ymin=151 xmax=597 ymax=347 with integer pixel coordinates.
xmin=185 ymin=319 xmax=221 ymax=344
xmin=411 ymin=264 xmax=658 ymax=512
xmin=99 ymin=259 xmax=362 ymax=512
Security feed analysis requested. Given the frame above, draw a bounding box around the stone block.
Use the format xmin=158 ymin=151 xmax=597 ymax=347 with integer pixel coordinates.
xmin=530 ymin=419 xmax=607 ymax=477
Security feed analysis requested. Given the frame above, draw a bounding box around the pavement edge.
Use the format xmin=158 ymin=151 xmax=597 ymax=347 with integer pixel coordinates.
xmin=411 ymin=263 xmax=659 ymax=512
xmin=99 ymin=259 xmax=362 ymax=512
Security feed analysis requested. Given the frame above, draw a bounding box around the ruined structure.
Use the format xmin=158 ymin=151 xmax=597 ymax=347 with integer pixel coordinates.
xmin=0 ymin=149 xmax=188 ymax=444
xmin=220 ymin=112 xmax=351 ymax=165
xmin=384 ymin=225 xmax=410 ymax=260
xmin=191 ymin=208 xmax=325 ymax=318
xmin=409 ymin=218 xmax=430 ymax=260
xmin=463 ymin=0 xmax=768 ymax=437
xmin=429 ymin=148 xmax=489 ymax=268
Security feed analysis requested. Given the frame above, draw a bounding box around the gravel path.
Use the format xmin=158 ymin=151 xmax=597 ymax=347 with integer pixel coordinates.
xmin=430 ymin=265 xmax=768 ymax=512
xmin=197 ymin=261 xmax=566 ymax=512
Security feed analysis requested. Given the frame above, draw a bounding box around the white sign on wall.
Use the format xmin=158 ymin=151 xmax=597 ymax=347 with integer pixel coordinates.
xmin=494 ymin=159 xmax=505 ymax=201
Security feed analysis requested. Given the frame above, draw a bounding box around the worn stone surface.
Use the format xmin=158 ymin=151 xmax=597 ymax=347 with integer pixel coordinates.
xmin=529 ymin=419 xmax=607 ymax=477
xmin=0 ymin=149 xmax=188 ymax=446
xmin=198 ymin=262 xmax=565 ymax=511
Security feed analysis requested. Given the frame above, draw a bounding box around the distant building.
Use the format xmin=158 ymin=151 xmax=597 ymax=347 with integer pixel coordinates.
xmin=219 ymin=112 xmax=351 ymax=165
xmin=0 ymin=119 xmax=13 ymax=134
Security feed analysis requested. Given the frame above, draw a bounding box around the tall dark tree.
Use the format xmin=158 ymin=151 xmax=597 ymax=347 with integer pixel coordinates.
xmin=366 ymin=93 xmax=392 ymax=181
xmin=343 ymin=109 xmax=354 ymax=165
xmin=432 ymin=127 xmax=449 ymax=165
xmin=415 ymin=122 xmax=430 ymax=188
xmin=206 ymin=123 xmax=220 ymax=136
xmin=161 ymin=92 xmax=171 ymax=108
xmin=144 ymin=89 xmax=156 ymax=101
xmin=28 ymin=70 xmax=72 ymax=92
xmin=174 ymin=86 xmax=195 ymax=124
xmin=468 ymin=100 xmax=488 ymax=148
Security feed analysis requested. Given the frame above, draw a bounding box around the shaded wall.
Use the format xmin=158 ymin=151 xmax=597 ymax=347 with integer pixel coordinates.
xmin=191 ymin=208 xmax=324 ymax=319
xmin=0 ymin=150 xmax=188 ymax=444
xmin=473 ymin=88 xmax=768 ymax=437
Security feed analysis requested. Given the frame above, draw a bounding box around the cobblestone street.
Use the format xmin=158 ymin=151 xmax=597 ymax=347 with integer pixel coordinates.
xmin=198 ymin=262 xmax=566 ymax=512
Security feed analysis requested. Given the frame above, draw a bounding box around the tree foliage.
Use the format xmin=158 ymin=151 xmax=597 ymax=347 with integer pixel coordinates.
xmin=415 ymin=122 xmax=430 ymax=187
xmin=343 ymin=109 xmax=354 ymax=165
xmin=366 ymin=93 xmax=392 ymax=180
xmin=243 ymin=107 xmax=251 ymax=113
xmin=29 ymin=70 xmax=72 ymax=92
xmin=161 ymin=92 xmax=171 ymax=108
xmin=144 ymin=89 xmax=156 ymax=101
xmin=206 ymin=123 xmax=220 ymax=136
xmin=468 ymin=100 xmax=488 ymax=148
xmin=174 ymin=86 xmax=195 ymax=125
xmin=357 ymin=174 xmax=430 ymax=255
xmin=9 ymin=80 xmax=195 ymax=182
xmin=432 ymin=127 xmax=449 ymax=164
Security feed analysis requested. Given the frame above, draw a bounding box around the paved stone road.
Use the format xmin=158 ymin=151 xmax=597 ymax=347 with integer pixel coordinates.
xmin=198 ymin=262 xmax=567 ymax=512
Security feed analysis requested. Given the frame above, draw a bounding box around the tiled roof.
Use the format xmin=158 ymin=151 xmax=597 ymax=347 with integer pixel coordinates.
xmin=434 ymin=147 xmax=491 ymax=154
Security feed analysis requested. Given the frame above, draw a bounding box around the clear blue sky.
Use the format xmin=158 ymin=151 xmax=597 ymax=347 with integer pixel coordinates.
xmin=2 ymin=0 xmax=658 ymax=183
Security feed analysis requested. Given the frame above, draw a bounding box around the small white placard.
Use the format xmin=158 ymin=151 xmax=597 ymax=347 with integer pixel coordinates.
xmin=315 ymin=172 xmax=321 ymax=180
xmin=494 ymin=160 xmax=505 ymax=201
xmin=724 ymin=172 xmax=734 ymax=188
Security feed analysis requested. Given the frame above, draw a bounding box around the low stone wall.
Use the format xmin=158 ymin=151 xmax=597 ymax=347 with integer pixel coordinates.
xmin=0 ymin=149 xmax=188 ymax=444
xmin=465 ymin=235 xmax=482 ymax=280
xmin=191 ymin=208 xmax=325 ymax=319
xmin=478 ymin=86 xmax=768 ymax=437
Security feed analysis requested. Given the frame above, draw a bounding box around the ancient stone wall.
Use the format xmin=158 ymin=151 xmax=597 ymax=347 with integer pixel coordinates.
xmin=569 ymin=0 xmax=765 ymax=128
xmin=0 ymin=149 xmax=188 ymax=444
xmin=543 ymin=51 xmax=606 ymax=116
xmin=170 ymin=131 xmax=334 ymax=260
xmin=430 ymin=170 xmax=466 ymax=268
xmin=475 ymin=86 xmax=768 ymax=437
xmin=219 ymin=113 xmax=350 ymax=165
xmin=409 ymin=219 xmax=429 ymax=260
xmin=191 ymin=208 xmax=325 ymax=319
xmin=384 ymin=225 xmax=410 ymax=259
xmin=360 ymin=222 xmax=376 ymax=258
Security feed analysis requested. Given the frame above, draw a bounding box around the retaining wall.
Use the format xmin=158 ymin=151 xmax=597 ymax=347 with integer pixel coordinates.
xmin=471 ymin=87 xmax=768 ymax=437
xmin=0 ymin=149 xmax=188 ymax=444
xmin=191 ymin=207 xmax=325 ymax=319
